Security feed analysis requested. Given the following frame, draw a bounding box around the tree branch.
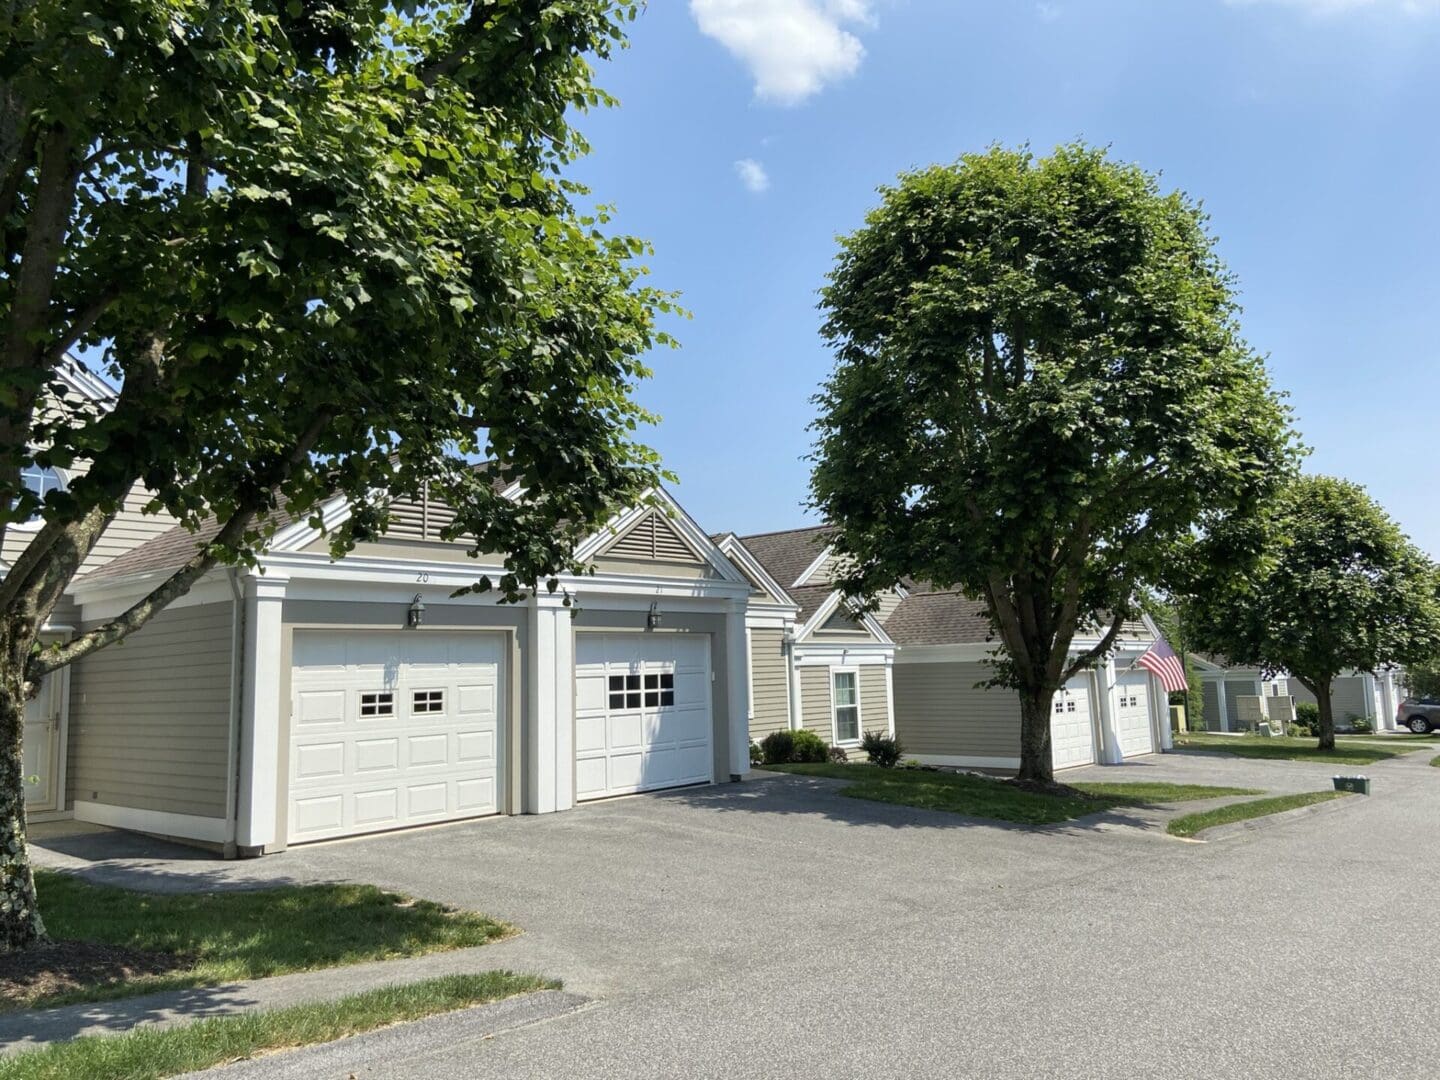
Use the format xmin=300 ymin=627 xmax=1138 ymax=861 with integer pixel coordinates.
xmin=30 ymin=407 xmax=335 ymax=676
xmin=1063 ymin=610 xmax=1130 ymax=682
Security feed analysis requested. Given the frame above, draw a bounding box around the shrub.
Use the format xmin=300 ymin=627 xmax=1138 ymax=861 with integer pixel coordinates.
xmin=1349 ymin=714 xmax=1372 ymax=734
xmin=860 ymin=730 xmax=904 ymax=768
xmin=760 ymin=728 xmax=831 ymax=764
xmin=760 ymin=730 xmax=795 ymax=766
xmin=749 ymin=741 xmax=763 ymax=767
xmin=790 ymin=729 xmax=829 ymax=763
xmin=827 ymin=745 xmax=850 ymax=764
xmin=1292 ymin=701 xmax=1320 ymax=735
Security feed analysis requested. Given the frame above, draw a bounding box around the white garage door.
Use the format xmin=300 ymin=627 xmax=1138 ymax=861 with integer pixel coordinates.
xmin=289 ymin=631 xmax=503 ymax=843
xmin=1116 ymin=674 xmax=1155 ymax=758
xmin=1051 ymin=676 xmax=1096 ymax=770
xmin=574 ymin=633 xmax=713 ymax=801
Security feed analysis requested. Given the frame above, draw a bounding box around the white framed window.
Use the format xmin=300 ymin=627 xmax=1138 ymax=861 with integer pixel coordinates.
xmin=831 ymin=668 xmax=861 ymax=745
xmin=411 ymin=689 xmax=444 ymax=715
xmin=359 ymin=691 xmax=395 ymax=718
xmin=14 ymin=464 xmax=66 ymax=529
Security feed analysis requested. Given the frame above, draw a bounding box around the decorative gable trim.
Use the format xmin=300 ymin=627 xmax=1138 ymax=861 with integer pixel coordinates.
xmin=574 ymin=488 xmax=749 ymax=587
xmin=796 ymin=588 xmax=895 ymax=646
xmin=791 ymin=544 xmax=835 ymax=589
xmin=714 ymin=534 xmax=798 ymax=610
xmin=599 ymin=509 xmax=703 ymax=564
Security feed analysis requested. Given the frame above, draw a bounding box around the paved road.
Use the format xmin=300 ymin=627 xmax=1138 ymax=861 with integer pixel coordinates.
xmin=35 ymin=748 xmax=1440 ymax=1078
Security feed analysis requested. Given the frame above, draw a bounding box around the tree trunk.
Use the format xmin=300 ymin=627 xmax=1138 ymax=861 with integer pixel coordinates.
xmin=1315 ymin=675 xmax=1336 ymax=752
xmin=1017 ymin=687 xmax=1056 ymax=784
xmin=0 ymin=655 xmax=47 ymax=951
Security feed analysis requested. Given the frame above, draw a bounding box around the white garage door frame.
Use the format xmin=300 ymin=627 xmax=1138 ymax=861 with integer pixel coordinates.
xmin=285 ymin=628 xmax=508 ymax=844
xmin=1051 ymin=673 xmax=1098 ymax=771
xmin=573 ymin=630 xmax=715 ymax=801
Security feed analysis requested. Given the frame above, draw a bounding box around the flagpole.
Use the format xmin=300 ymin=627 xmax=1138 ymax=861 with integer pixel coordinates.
xmin=1179 ymin=644 xmax=1191 ymax=733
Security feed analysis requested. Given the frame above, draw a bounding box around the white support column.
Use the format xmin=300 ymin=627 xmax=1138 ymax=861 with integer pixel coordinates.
xmin=1216 ymin=680 xmax=1231 ymax=732
xmin=237 ymin=574 xmax=287 ymax=849
xmin=786 ymin=632 xmax=803 ymax=731
xmin=525 ymin=595 xmax=574 ymax=814
xmin=885 ymin=660 xmax=896 ymax=739
xmin=1095 ymin=657 xmax=1124 ymax=765
xmin=1154 ymin=673 xmax=1173 ymax=751
xmin=725 ymin=599 xmax=752 ymax=779
xmin=1379 ymin=670 xmax=1398 ymax=731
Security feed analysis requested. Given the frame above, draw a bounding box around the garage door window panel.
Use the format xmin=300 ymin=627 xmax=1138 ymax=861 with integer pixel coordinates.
xmin=360 ymin=692 xmax=394 ymax=718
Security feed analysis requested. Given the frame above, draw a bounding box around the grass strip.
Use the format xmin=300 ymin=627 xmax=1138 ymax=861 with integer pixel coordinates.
xmin=0 ymin=972 xmax=555 ymax=1080
xmin=1175 ymin=733 xmax=1412 ymax=765
xmin=15 ymin=872 xmax=511 ymax=1012
xmin=1167 ymin=791 xmax=1350 ymax=839
xmin=767 ymin=764 xmax=1260 ymax=825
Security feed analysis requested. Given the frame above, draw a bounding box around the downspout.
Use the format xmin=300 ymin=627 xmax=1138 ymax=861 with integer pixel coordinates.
xmin=223 ymin=568 xmax=246 ymax=859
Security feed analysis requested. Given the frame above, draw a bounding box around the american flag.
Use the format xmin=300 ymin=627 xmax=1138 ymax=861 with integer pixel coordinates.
xmin=1136 ymin=637 xmax=1189 ymax=693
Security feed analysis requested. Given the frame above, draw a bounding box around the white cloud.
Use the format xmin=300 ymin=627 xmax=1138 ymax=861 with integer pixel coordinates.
xmin=734 ymin=158 xmax=771 ymax=193
xmin=690 ymin=1 xmax=877 ymax=105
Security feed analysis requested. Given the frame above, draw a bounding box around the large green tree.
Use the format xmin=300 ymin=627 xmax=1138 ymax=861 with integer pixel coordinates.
xmin=0 ymin=1 xmax=672 ymax=950
xmin=1185 ymin=475 xmax=1440 ymax=750
xmin=811 ymin=144 xmax=1296 ymax=784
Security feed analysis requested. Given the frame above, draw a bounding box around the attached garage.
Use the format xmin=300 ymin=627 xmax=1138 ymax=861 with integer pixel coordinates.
xmin=574 ymin=632 xmax=714 ymax=801
xmin=1050 ymin=675 xmax=1097 ymax=770
xmin=288 ymin=631 xmax=504 ymax=843
xmin=1115 ymin=673 xmax=1155 ymax=758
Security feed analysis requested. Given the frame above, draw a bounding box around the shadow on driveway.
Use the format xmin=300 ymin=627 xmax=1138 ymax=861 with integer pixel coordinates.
xmin=640 ymin=770 xmax=1169 ymax=836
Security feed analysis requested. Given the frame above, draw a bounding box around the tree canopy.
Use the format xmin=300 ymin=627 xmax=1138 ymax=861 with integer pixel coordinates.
xmin=810 ymin=143 xmax=1297 ymax=781
xmin=1 ymin=0 xmax=671 ymax=950
xmin=1185 ymin=474 xmax=1440 ymax=748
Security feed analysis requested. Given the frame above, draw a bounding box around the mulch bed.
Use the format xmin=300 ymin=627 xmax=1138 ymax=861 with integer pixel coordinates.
xmin=0 ymin=940 xmax=192 ymax=1011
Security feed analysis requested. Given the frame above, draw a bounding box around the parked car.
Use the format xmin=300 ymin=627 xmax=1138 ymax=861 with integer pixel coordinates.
xmin=1397 ymin=698 xmax=1440 ymax=734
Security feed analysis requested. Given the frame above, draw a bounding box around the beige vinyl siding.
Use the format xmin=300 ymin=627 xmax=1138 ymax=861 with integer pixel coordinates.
xmin=1202 ymin=680 xmax=1223 ymax=731
xmin=892 ymin=660 xmax=1021 ymax=759
xmin=799 ymin=666 xmax=833 ymax=741
xmin=2 ymin=467 xmax=175 ymax=579
xmin=748 ymin=628 xmax=790 ymax=742
xmin=872 ymin=590 xmax=904 ymax=626
xmin=859 ymin=667 xmax=889 ymax=739
xmin=1291 ymin=675 xmax=1371 ymax=727
xmin=798 ymin=663 xmax=888 ymax=760
xmin=68 ymin=601 xmax=234 ymax=818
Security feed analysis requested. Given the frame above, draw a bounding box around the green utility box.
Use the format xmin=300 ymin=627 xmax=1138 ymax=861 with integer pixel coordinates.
xmin=1333 ymin=776 xmax=1371 ymax=795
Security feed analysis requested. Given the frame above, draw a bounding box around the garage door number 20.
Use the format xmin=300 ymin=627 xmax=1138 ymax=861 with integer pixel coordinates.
xmin=415 ymin=572 xmax=430 ymax=583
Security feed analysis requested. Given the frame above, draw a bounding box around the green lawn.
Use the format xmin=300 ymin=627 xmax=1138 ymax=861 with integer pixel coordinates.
xmin=1175 ymin=732 xmax=1418 ymax=765
xmin=765 ymin=763 xmax=1260 ymax=825
xmin=1431 ymin=754 xmax=1440 ymax=769
xmin=0 ymin=972 xmax=555 ymax=1080
xmin=1167 ymin=791 xmax=1350 ymax=838
xmin=11 ymin=871 xmax=513 ymax=1012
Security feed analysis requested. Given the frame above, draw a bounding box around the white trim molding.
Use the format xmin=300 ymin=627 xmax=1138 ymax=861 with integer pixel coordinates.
xmin=73 ymin=800 xmax=228 ymax=845
xmin=828 ymin=665 xmax=862 ymax=747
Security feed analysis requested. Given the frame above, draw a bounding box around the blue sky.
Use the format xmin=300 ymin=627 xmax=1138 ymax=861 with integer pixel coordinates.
xmin=569 ymin=0 xmax=1440 ymax=555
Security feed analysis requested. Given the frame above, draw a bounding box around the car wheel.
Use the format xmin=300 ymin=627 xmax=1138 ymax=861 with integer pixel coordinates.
xmin=1407 ymin=716 xmax=1433 ymax=735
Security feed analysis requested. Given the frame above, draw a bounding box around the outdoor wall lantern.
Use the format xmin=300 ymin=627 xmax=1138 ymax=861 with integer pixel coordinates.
xmin=646 ymin=601 xmax=662 ymax=631
xmin=407 ymin=593 xmax=426 ymax=629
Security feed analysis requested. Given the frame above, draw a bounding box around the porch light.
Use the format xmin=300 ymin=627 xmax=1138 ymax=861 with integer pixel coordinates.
xmin=646 ymin=601 xmax=662 ymax=631
xmin=407 ymin=593 xmax=426 ymax=629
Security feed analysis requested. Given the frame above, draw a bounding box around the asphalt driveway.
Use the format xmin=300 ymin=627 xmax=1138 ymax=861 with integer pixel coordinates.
xmin=31 ymin=749 xmax=1440 ymax=1078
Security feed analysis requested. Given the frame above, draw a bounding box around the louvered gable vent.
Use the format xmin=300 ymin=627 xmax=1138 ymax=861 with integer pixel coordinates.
xmin=604 ymin=511 xmax=701 ymax=563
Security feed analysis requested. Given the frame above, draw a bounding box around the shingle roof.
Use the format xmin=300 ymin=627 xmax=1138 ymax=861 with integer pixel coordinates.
xmin=736 ymin=526 xmax=835 ymax=622
xmin=84 ymin=464 xmax=516 ymax=585
xmin=884 ymin=590 xmax=994 ymax=646
xmin=82 ymin=502 xmax=309 ymax=582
